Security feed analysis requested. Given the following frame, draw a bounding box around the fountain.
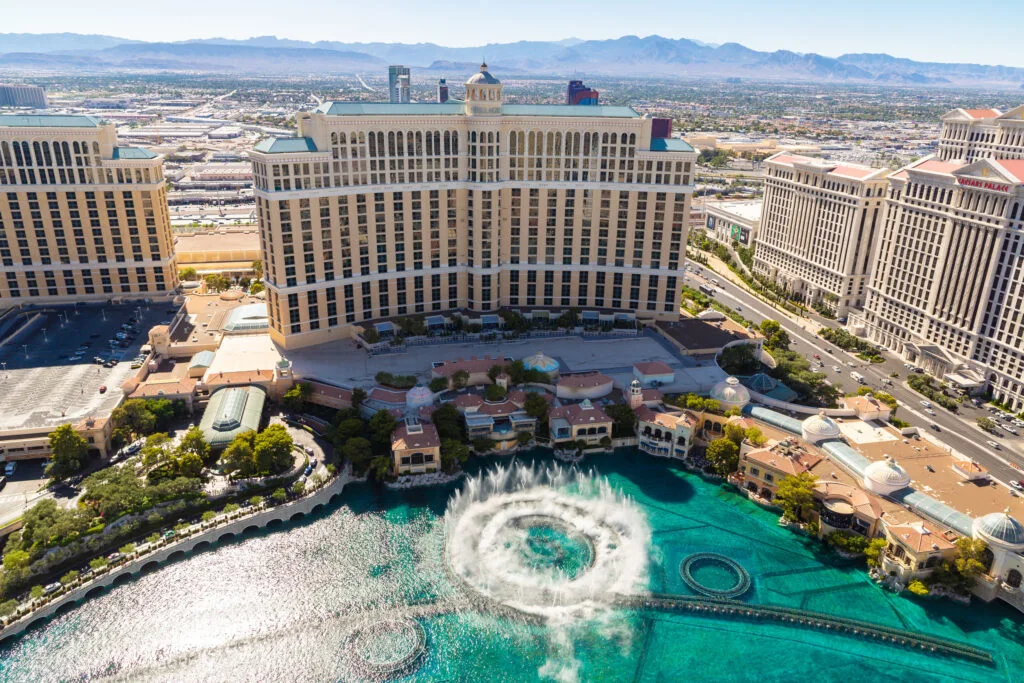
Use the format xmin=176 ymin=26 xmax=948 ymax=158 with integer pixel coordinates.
xmin=445 ymin=463 xmax=651 ymax=620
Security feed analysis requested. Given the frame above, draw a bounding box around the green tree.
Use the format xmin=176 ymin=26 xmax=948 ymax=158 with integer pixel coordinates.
xmin=605 ymin=403 xmax=638 ymax=438
xmin=431 ymin=403 xmax=464 ymax=441
xmin=370 ymin=455 xmax=394 ymax=480
xmin=864 ymin=537 xmax=887 ymax=568
xmin=89 ymin=557 xmax=108 ymax=570
xmin=29 ymin=585 xmax=44 ymax=600
xmin=47 ymin=423 xmax=88 ymax=482
xmin=341 ymin=437 xmax=373 ymax=471
xmin=705 ymin=438 xmax=739 ymax=476
xmin=440 ymin=439 xmax=471 ymax=472
xmin=428 ymin=377 xmax=448 ymax=393
xmin=201 ymin=510 xmax=217 ymax=523
xmin=953 ymin=537 xmax=989 ymax=586
xmin=221 ymin=431 xmax=257 ymax=477
xmin=204 ymin=273 xmax=230 ymax=292
xmin=472 ymin=438 xmax=494 ymax=454
xmin=178 ymin=426 xmax=210 ymax=462
xmin=178 ymin=266 xmax=198 ymax=281
xmin=291 ymin=480 xmax=306 ymax=496
xmin=253 ymin=424 xmax=294 ymax=474
xmin=774 ymin=471 xmax=817 ymax=522
xmin=249 ymin=495 xmax=264 ymax=507
xmin=351 ymin=387 xmax=367 ymax=412
xmin=724 ymin=422 xmax=747 ymax=446
xmin=271 ymin=488 xmax=288 ymax=504
xmin=718 ymin=343 xmax=759 ymax=375
xmin=282 ymin=382 xmax=313 ymax=413
xmin=0 ymin=599 xmax=20 ymax=618
xmin=111 ymin=399 xmax=157 ymax=440
xmin=758 ymin=320 xmax=791 ymax=352
xmin=484 ymin=384 xmax=507 ymax=402
xmin=976 ymin=416 xmax=997 ymax=432
xmin=60 ymin=570 xmax=80 ymax=585
xmin=907 ymin=579 xmax=930 ymax=596
xmin=333 ymin=417 xmax=366 ymax=444
xmin=451 ymin=369 xmax=470 ymax=390
xmin=368 ymin=410 xmax=398 ymax=453
xmin=524 ymin=393 xmax=549 ymax=420
xmin=250 ymin=259 xmax=263 ymax=280
xmin=744 ymin=426 xmax=766 ymax=447
xmin=176 ymin=451 xmax=204 ymax=479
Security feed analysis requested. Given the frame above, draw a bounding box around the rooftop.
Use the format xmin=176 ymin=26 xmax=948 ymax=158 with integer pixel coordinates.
xmin=312 ymin=101 xmax=640 ymax=119
xmin=111 ymin=147 xmax=157 ymax=160
xmin=649 ymin=138 xmax=695 ymax=153
xmin=253 ymin=137 xmax=318 ymax=154
xmin=704 ymin=199 xmax=763 ymax=223
xmin=0 ymin=114 xmax=102 ymax=128
xmin=392 ymin=421 xmax=440 ymax=451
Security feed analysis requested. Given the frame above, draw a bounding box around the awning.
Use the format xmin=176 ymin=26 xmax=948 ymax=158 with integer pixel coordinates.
xmin=375 ymin=321 xmax=395 ymax=333
xmin=944 ymin=373 xmax=984 ymax=389
xmin=582 ymin=310 xmax=600 ymax=320
xmin=481 ymin=314 xmax=500 ymax=326
xmin=426 ymin=315 xmax=446 ymax=327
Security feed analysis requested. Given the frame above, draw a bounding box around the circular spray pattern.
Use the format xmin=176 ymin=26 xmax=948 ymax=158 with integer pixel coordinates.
xmin=343 ymin=618 xmax=426 ymax=679
xmin=680 ymin=553 xmax=751 ymax=599
xmin=445 ymin=463 xmax=650 ymax=618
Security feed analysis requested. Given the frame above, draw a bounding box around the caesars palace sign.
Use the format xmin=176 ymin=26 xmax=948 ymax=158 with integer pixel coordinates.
xmin=957 ymin=176 xmax=1012 ymax=193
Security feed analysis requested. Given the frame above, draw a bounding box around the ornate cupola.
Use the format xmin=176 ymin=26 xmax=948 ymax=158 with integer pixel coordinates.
xmin=464 ymin=62 xmax=502 ymax=116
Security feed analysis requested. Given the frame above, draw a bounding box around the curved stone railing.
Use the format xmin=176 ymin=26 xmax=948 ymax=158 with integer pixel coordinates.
xmin=0 ymin=470 xmax=357 ymax=645
xmin=621 ymin=593 xmax=992 ymax=664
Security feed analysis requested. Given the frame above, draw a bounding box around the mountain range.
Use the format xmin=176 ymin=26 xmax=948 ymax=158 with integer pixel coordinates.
xmin=0 ymin=33 xmax=1021 ymax=88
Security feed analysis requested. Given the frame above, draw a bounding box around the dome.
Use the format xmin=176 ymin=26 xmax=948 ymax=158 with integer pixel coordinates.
xmin=523 ymin=351 xmax=559 ymax=373
xmin=746 ymin=372 xmax=777 ymax=393
xmin=466 ymin=62 xmax=500 ymax=85
xmin=709 ymin=376 xmax=750 ymax=409
xmin=862 ymin=455 xmax=911 ymax=495
xmin=801 ymin=411 xmax=842 ymax=442
xmin=973 ymin=510 xmax=1024 ymax=549
xmin=406 ymin=384 xmax=435 ymax=409
xmin=630 ymin=379 xmax=642 ymax=390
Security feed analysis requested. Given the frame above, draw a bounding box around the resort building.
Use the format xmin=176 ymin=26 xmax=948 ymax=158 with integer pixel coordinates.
xmin=548 ymin=399 xmax=612 ymax=447
xmin=753 ymin=153 xmax=889 ymax=317
xmin=737 ymin=439 xmax=822 ymax=502
xmin=173 ymin=229 xmax=260 ymax=280
xmin=881 ymin=520 xmax=958 ymax=583
xmin=852 ymin=154 xmax=1024 ymax=408
xmin=248 ymin=64 xmax=697 ymax=349
xmin=390 ymin=419 xmax=441 ymax=475
xmin=812 ymin=481 xmax=883 ymax=539
xmin=0 ymin=115 xmax=178 ymax=307
xmin=0 ymin=84 xmax=48 ymax=109
xmin=198 ymin=385 xmax=267 ymax=450
xmin=456 ymin=390 xmax=539 ymax=450
xmin=937 ymin=106 xmax=1024 ymax=163
xmin=702 ymin=199 xmax=762 ymax=246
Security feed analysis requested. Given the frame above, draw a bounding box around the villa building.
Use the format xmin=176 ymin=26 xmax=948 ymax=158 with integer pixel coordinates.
xmin=737 ymin=439 xmax=822 ymax=502
xmin=0 ymin=114 xmax=178 ymax=307
xmin=880 ymin=520 xmax=958 ymax=583
xmin=456 ymin=390 xmax=539 ymax=450
xmin=390 ymin=419 xmax=441 ymax=475
xmin=753 ymin=153 xmax=889 ymax=317
xmin=548 ymin=399 xmax=612 ymax=447
xmin=248 ymin=64 xmax=697 ymax=349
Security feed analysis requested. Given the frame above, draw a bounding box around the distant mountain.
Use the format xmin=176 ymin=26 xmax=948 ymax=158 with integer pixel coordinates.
xmin=1 ymin=32 xmax=1023 ymax=88
xmin=0 ymin=32 xmax=139 ymax=53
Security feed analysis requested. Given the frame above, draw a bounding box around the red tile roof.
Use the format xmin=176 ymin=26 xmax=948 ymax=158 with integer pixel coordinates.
xmin=634 ymin=361 xmax=674 ymax=376
xmin=557 ymin=372 xmax=613 ymax=389
xmin=914 ymin=159 xmax=964 ymax=175
xmin=993 ymin=158 xmax=1024 ymax=182
xmin=369 ymin=387 xmax=407 ymax=404
xmin=431 ymin=356 xmax=504 ymax=378
xmin=549 ymin=401 xmax=612 ymax=427
xmin=391 ymin=422 xmax=440 ymax=450
xmin=963 ymin=108 xmax=1000 ymax=119
xmin=452 ymin=393 xmax=485 ymax=409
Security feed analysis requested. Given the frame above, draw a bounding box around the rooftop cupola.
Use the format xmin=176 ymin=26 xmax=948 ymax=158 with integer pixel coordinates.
xmin=464 ymin=62 xmax=502 ymax=116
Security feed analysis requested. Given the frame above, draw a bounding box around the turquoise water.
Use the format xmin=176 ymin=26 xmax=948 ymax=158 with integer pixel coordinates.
xmin=1 ymin=449 xmax=1023 ymax=682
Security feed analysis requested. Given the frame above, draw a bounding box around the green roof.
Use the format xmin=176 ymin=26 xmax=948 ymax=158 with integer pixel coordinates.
xmin=199 ymin=385 xmax=266 ymax=449
xmin=112 ymin=147 xmax=157 ymax=160
xmin=0 ymin=114 xmax=102 ymax=128
xmin=649 ymin=138 xmax=695 ymax=153
xmin=313 ymin=102 xmax=639 ymax=119
xmin=253 ymin=137 xmax=318 ymax=154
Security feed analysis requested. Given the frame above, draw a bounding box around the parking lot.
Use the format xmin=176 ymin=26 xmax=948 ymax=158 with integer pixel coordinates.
xmin=0 ymin=460 xmax=52 ymax=526
xmin=0 ymin=302 xmax=175 ymax=434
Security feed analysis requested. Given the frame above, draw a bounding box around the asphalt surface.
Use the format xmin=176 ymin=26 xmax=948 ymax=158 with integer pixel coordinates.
xmin=684 ymin=264 xmax=1024 ymax=488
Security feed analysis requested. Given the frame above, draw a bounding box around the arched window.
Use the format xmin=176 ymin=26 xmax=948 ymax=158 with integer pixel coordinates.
xmin=368 ymin=132 xmax=377 ymax=157
xmin=1007 ymin=569 xmax=1022 ymax=588
xmin=61 ymin=141 xmax=71 ymax=165
xmin=331 ymin=132 xmax=338 ymax=145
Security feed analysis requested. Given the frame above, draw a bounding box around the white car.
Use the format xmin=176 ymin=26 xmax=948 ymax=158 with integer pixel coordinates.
xmin=925 ymin=408 xmax=936 ymax=416
xmin=832 ymin=366 xmax=841 ymax=373
xmin=920 ymin=401 xmax=932 ymax=408
xmin=987 ymin=440 xmax=1001 ymax=450
xmin=1006 ymin=427 xmax=1019 ymax=436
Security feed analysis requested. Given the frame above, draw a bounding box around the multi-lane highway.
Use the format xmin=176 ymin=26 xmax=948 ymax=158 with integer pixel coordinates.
xmin=683 ymin=264 xmax=1024 ymax=487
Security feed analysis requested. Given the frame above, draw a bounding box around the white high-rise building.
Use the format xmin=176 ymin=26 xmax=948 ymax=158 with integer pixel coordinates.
xmin=388 ymin=66 xmax=411 ymax=104
xmin=938 ymin=106 xmax=1024 ymax=163
xmin=249 ymin=64 xmax=697 ymax=349
xmin=752 ymin=153 xmax=889 ymax=317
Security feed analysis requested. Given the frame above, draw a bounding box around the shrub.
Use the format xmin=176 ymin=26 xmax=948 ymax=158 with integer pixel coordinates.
xmin=428 ymin=377 xmax=448 ymax=393
xmin=145 ymin=533 xmax=160 ymax=545
xmin=89 ymin=557 xmax=108 ymax=570
xmin=201 ymin=511 xmax=217 ymax=523
xmin=0 ymin=599 xmax=19 ymax=618
xmin=291 ymin=480 xmax=306 ymax=496
xmin=271 ymin=488 xmax=288 ymax=504
xmin=249 ymin=496 xmax=264 ymax=507
xmin=60 ymin=570 xmax=80 ymax=585
xmin=907 ymin=580 xmax=930 ymax=596
xmin=484 ymin=384 xmax=507 ymax=402
xmin=826 ymin=530 xmax=869 ymax=554
xmin=118 ymin=543 xmax=136 ymax=555
xmin=223 ymin=503 xmax=240 ymax=514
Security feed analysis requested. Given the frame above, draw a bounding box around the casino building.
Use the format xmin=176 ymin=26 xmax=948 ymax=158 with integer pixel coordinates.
xmin=249 ymin=64 xmax=697 ymax=349
xmin=0 ymin=115 xmax=177 ymax=306
xmin=937 ymin=106 xmax=1024 ymax=163
xmin=852 ymin=153 xmax=1024 ymax=408
xmin=752 ymin=153 xmax=889 ymax=317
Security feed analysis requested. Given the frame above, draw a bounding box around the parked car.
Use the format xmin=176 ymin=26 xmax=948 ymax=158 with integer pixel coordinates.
xmin=44 ymin=582 xmax=62 ymax=595
xmin=304 ymin=466 xmax=313 ymax=477
xmin=304 ymin=446 xmax=314 ymax=456
xmin=107 ymin=552 xmax=123 ymax=562
xmin=5 ymin=462 xmax=16 ymax=476
xmin=1006 ymin=427 xmax=1019 ymax=436
xmin=1010 ymin=480 xmax=1024 ymax=491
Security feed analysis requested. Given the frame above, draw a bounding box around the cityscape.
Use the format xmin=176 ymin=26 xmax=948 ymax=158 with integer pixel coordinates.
xmin=1 ymin=5 xmax=1024 ymax=681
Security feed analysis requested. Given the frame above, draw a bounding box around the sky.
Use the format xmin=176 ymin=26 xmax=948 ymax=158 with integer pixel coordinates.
xmin=4 ymin=0 xmax=1024 ymax=67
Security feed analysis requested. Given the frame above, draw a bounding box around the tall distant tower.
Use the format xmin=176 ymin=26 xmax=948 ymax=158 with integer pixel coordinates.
xmin=388 ymin=65 xmax=411 ymax=104
xmin=437 ymin=78 xmax=449 ymax=103
xmin=566 ymin=80 xmax=599 ymax=106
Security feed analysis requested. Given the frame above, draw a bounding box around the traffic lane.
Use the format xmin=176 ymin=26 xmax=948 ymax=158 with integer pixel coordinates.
xmin=685 ymin=271 xmax=1024 ymax=480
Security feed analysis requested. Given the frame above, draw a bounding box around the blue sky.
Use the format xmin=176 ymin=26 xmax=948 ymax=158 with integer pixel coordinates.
xmin=5 ymin=0 xmax=1024 ymax=66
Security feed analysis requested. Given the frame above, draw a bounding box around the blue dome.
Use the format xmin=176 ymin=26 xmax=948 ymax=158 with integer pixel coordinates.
xmin=974 ymin=511 xmax=1024 ymax=548
xmin=523 ymin=352 xmax=559 ymax=373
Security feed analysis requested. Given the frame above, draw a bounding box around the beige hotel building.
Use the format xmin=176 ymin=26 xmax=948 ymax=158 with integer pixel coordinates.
xmin=0 ymin=115 xmax=177 ymax=306
xmin=249 ymin=64 xmax=697 ymax=349
xmin=753 ymin=153 xmax=889 ymax=317
xmin=937 ymin=106 xmax=1024 ymax=163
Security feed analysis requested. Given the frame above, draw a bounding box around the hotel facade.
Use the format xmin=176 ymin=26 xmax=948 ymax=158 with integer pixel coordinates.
xmin=249 ymin=65 xmax=697 ymax=349
xmin=0 ymin=115 xmax=177 ymax=306
xmin=937 ymin=106 xmax=1024 ymax=164
xmin=752 ymin=153 xmax=889 ymax=317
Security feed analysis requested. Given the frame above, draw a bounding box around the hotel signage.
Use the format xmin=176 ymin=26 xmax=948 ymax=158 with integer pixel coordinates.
xmin=957 ymin=176 xmax=1011 ymax=192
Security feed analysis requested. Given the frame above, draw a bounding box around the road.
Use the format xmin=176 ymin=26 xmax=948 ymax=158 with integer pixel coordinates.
xmin=684 ymin=264 xmax=1024 ymax=487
